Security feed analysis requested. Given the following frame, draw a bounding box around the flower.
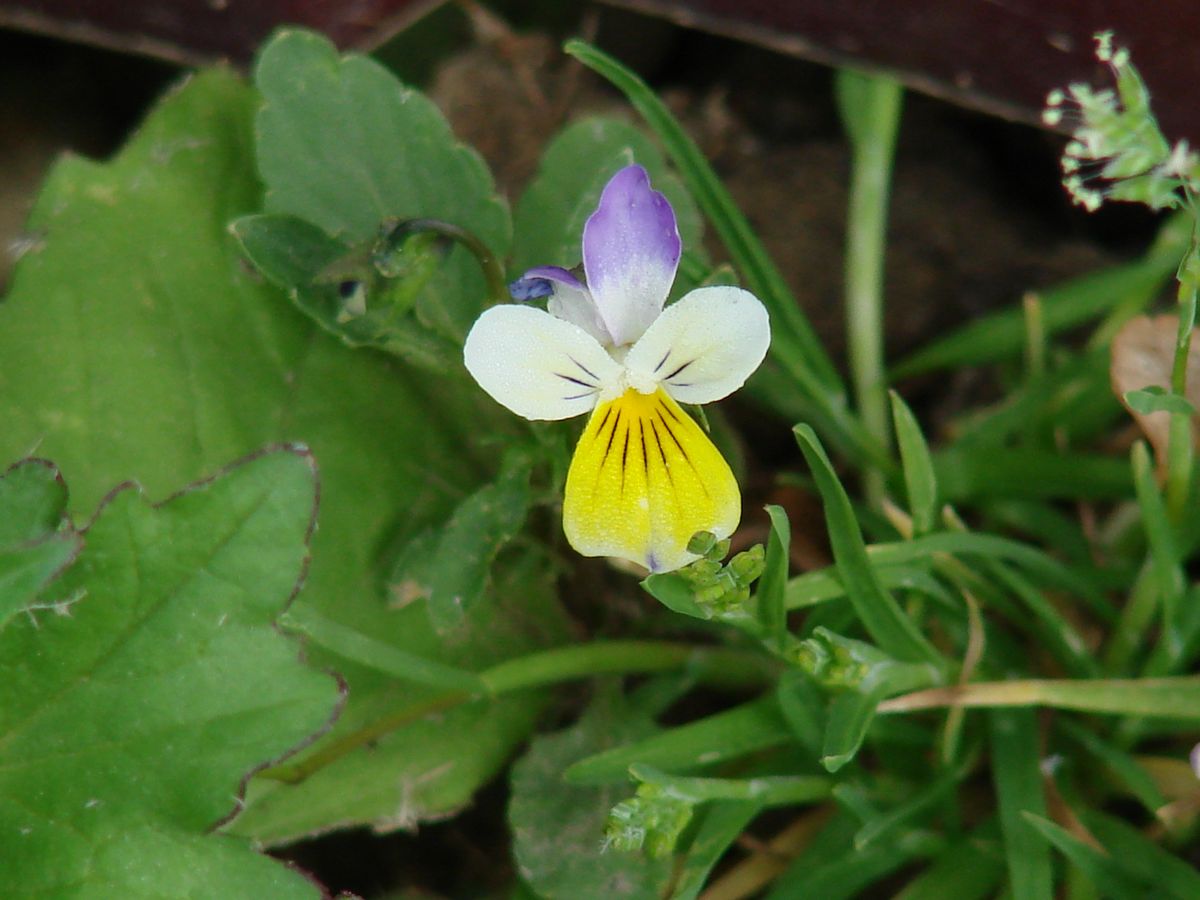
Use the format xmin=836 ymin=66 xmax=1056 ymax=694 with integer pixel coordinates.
xmin=463 ymin=164 xmax=770 ymax=572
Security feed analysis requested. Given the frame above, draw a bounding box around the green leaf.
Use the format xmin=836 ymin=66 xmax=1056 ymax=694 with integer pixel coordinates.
xmin=1056 ymin=718 xmax=1166 ymax=815
xmin=793 ymin=531 xmax=1110 ymax=618
xmin=934 ymin=446 xmax=1132 ymax=501
xmin=254 ymin=28 xmax=511 ymax=339
xmin=894 ymin=825 xmax=1004 ymax=900
xmin=0 ymin=459 xmax=68 ymax=546
xmin=668 ymin=801 xmax=761 ymax=900
xmin=889 ymin=391 xmax=939 ymax=536
xmin=0 ymin=68 xmax=566 ymax=841
xmin=891 ymin=212 xmax=1188 ymax=377
xmin=230 ymin=212 xmax=461 ymax=372
xmin=0 ymin=451 xmax=338 ymax=896
xmin=1132 ymin=442 xmax=1186 ymax=653
xmin=508 ymin=691 xmax=672 ymax=900
xmin=794 ymin=425 xmax=945 ymax=667
xmin=1124 ymin=385 xmax=1196 ymax=415
xmin=1084 ymin=810 xmax=1200 ymax=898
xmin=279 ymin=605 xmax=484 ymax=692
xmin=884 ymin=674 xmax=1200 ymax=718
xmin=419 ymin=449 xmax=533 ymax=633
xmin=0 ymin=460 xmax=79 ymax=629
xmin=775 ymin=669 xmax=826 ymax=753
xmin=765 ymin=811 xmax=919 ymax=900
xmin=511 ymin=116 xmax=703 ymax=279
xmin=756 ymin=505 xmax=791 ymax=644
xmin=806 ymin=630 xmax=938 ymax=772
xmin=989 ymin=709 xmax=1053 ymax=900
xmin=565 ymin=694 xmax=792 ymax=785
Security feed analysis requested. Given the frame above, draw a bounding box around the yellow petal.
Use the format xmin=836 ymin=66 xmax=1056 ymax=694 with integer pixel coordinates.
xmin=563 ymin=387 xmax=740 ymax=573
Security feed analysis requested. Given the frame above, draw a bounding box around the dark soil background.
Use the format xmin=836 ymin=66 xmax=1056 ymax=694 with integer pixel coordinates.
xmin=0 ymin=3 xmax=1164 ymax=897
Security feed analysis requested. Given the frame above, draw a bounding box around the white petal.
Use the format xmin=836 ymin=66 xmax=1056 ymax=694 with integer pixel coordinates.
xmin=463 ymin=305 xmax=622 ymax=420
xmin=624 ymin=286 xmax=770 ymax=405
xmin=547 ymin=286 xmax=613 ymax=346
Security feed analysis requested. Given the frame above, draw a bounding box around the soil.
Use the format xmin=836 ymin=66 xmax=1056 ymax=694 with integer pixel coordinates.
xmin=0 ymin=7 xmax=1165 ymax=897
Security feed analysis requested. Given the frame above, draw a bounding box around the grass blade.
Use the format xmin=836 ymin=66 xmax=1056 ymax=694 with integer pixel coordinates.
xmin=794 ymin=424 xmax=946 ymax=667
xmin=989 ymin=708 xmax=1053 ymax=900
xmin=890 ymin=390 xmax=939 ymax=536
xmin=564 ymin=694 xmax=791 ymax=785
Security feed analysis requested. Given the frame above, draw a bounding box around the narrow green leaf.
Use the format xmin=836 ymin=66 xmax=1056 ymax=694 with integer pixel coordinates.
xmin=935 ymin=446 xmax=1132 ymax=501
xmin=786 ymin=563 xmax=955 ymax=611
xmin=838 ymin=70 xmax=903 ymax=506
xmin=757 ymin=504 xmax=791 ymax=644
xmin=819 ymin=647 xmax=937 ymax=772
xmin=1025 ymin=814 xmax=1144 ymax=898
xmin=883 ymin=674 xmax=1200 ymax=718
xmin=280 ymin=605 xmax=484 ymax=692
xmin=1056 ymin=718 xmax=1166 ymax=815
xmin=853 ymin=764 xmax=963 ymax=850
xmin=989 ymin=709 xmax=1053 ymax=900
xmin=775 ymin=670 xmax=826 ymax=753
xmin=0 ymin=451 xmax=339 ymax=895
xmin=1084 ymin=810 xmax=1200 ymax=898
xmin=630 ymin=764 xmax=832 ymax=805
xmin=564 ymin=695 xmax=791 ymax=785
xmin=891 ymin=212 xmax=1187 ymax=377
xmin=889 ymin=391 xmax=939 ymax=536
xmin=1132 ymin=441 xmax=1187 ymax=663
xmin=794 ymin=424 xmax=944 ymax=667
xmin=670 ymin=801 xmax=762 ymax=900
xmin=765 ymin=811 xmax=921 ymax=900
xmin=1125 ymin=385 xmax=1196 ymax=415
xmin=894 ymin=826 xmax=1004 ymax=900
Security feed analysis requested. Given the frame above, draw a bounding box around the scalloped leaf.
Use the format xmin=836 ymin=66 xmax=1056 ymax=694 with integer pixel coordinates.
xmin=0 ymin=63 xmax=567 ymax=843
xmin=0 ymin=460 xmax=79 ymax=629
xmin=0 ymin=450 xmax=337 ymax=896
xmin=254 ymin=27 xmax=511 ymax=341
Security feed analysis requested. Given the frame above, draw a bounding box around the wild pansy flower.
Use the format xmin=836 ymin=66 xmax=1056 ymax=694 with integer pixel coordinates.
xmin=464 ymin=165 xmax=770 ymax=573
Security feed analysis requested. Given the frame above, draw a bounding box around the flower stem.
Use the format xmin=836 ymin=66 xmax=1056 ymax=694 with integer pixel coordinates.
xmin=258 ymin=640 xmax=777 ymax=784
xmin=1165 ymin=231 xmax=1199 ymax=520
xmin=378 ymin=216 xmax=509 ymax=307
xmin=837 ymin=70 xmax=903 ymax=509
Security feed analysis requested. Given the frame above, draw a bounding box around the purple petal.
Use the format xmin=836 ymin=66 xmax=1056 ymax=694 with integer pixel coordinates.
xmin=583 ymin=165 xmax=681 ymax=346
xmin=509 ymin=265 xmax=584 ymax=301
xmin=510 ymin=265 xmax=611 ymax=345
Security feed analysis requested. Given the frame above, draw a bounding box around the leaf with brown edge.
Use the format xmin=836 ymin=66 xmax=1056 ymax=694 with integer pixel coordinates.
xmin=0 ymin=449 xmax=340 ymax=896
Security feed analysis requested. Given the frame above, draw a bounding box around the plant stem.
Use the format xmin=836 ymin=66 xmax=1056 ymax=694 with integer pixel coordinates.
xmin=259 ymin=640 xmax=776 ymax=784
xmin=1165 ymin=258 xmax=1197 ymax=520
xmin=379 ymin=216 xmax=509 ymax=306
xmin=837 ymin=70 xmax=903 ymax=508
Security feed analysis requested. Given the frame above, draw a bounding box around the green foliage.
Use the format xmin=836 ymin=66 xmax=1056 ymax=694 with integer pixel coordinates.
xmin=0 ymin=451 xmax=337 ymax=895
xmin=509 ymin=691 xmax=674 ymax=898
xmin=253 ymin=28 xmax=510 ymax=340
xmin=2 ymin=16 xmax=1199 ymax=900
xmin=0 ymin=461 xmax=79 ymax=629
